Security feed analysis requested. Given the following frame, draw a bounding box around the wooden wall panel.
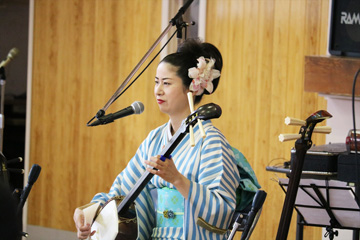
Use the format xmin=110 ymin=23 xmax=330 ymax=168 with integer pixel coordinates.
xmin=29 ymin=0 xmax=163 ymax=231
xmin=206 ymin=0 xmax=329 ymax=239
xmin=29 ymin=0 xmax=330 ymax=238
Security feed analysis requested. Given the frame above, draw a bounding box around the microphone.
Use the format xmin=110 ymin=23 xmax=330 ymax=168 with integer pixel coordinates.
xmin=0 ymin=48 xmax=19 ymax=68
xmin=89 ymin=101 xmax=144 ymax=126
xmin=17 ymin=164 xmax=41 ymax=215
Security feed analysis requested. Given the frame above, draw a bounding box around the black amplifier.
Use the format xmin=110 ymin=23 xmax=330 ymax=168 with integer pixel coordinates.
xmin=290 ymin=143 xmax=347 ymax=173
xmin=329 ymin=0 xmax=360 ymax=57
xmin=338 ymin=153 xmax=360 ymax=183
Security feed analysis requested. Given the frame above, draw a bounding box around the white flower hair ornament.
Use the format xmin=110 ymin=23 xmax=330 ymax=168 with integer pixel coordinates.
xmin=188 ymin=57 xmax=221 ymax=96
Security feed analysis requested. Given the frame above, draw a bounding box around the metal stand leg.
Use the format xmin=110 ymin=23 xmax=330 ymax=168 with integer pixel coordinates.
xmin=296 ymin=214 xmax=304 ymax=240
xmin=353 ymin=186 xmax=360 ymax=240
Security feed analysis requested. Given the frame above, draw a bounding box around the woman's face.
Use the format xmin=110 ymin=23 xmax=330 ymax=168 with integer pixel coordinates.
xmin=154 ymin=62 xmax=190 ymax=119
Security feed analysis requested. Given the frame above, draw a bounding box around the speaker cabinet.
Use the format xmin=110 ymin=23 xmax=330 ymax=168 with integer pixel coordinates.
xmin=338 ymin=153 xmax=360 ymax=183
xmin=329 ymin=0 xmax=360 ymax=57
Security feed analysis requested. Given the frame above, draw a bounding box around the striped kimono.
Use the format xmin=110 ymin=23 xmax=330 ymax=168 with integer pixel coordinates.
xmin=92 ymin=120 xmax=240 ymax=240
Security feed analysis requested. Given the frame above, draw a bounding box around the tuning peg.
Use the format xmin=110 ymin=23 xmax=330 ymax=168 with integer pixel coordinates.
xmin=187 ymin=93 xmax=206 ymax=147
xmin=285 ymin=117 xmax=305 ymax=126
xmin=278 ymin=134 xmax=302 ymax=142
xmin=187 ymin=92 xmax=206 ymax=138
xmin=198 ymin=120 xmax=206 ymax=138
xmin=7 ymin=168 xmax=24 ymax=174
xmin=284 ymin=116 xmax=332 ymax=135
xmin=187 ymin=93 xmax=195 ymax=147
xmin=313 ymin=126 xmax=332 ymax=134
xmin=189 ymin=126 xmax=195 ymax=147
xmin=6 ymin=157 xmax=23 ymax=165
xmin=279 ymin=126 xmax=331 ymax=142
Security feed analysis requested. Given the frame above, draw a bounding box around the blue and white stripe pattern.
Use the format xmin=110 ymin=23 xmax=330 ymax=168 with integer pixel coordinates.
xmin=92 ymin=120 xmax=240 ymax=240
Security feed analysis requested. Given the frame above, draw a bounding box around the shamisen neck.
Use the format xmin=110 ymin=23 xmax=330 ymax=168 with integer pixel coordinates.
xmin=169 ymin=110 xmax=191 ymax=135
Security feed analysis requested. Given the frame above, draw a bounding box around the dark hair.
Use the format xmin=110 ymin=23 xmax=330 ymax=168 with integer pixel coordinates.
xmin=160 ymin=38 xmax=223 ymax=104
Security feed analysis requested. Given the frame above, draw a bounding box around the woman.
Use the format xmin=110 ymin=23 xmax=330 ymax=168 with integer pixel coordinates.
xmin=74 ymin=39 xmax=240 ymax=240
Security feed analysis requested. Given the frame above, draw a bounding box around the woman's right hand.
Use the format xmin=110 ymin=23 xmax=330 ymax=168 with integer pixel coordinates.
xmin=73 ymin=208 xmax=96 ymax=239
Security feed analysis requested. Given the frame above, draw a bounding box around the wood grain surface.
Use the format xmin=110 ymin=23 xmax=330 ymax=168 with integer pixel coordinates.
xmin=28 ymin=1 xmax=329 ymax=239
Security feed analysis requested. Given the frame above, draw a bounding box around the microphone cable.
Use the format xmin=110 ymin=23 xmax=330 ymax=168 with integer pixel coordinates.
xmin=87 ymin=28 xmax=179 ymax=126
xmin=351 ymin=69 xmax=359 ymax=184
xmin=111 ymin=28 xmax=179 ymax=104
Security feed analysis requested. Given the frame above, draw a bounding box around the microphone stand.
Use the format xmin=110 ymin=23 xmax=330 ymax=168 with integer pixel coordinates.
xmin=90 ymin=0 xmax=194 ymax=123
xmin=0 ymin=52 xmax=25 ymax=239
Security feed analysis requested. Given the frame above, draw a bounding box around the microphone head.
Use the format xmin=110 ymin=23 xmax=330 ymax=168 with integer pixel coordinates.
xmin=28 ymin=164 xmax=41 ymax=185
xmin=251 ymin=190 xmax=267 ymax=211
xmin=8 ymin=48 xmax=19 ymax=59
xmin=131 ymin=101 xmax=144 ymax=114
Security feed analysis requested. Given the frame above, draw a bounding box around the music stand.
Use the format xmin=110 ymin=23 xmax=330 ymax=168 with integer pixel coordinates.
xmin=278 ymin=178 xmax=360 ymax=240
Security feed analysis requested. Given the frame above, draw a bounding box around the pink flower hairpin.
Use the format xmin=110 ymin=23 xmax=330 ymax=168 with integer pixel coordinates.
xmin=188 ymin=57 xmax=221 ymax=96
